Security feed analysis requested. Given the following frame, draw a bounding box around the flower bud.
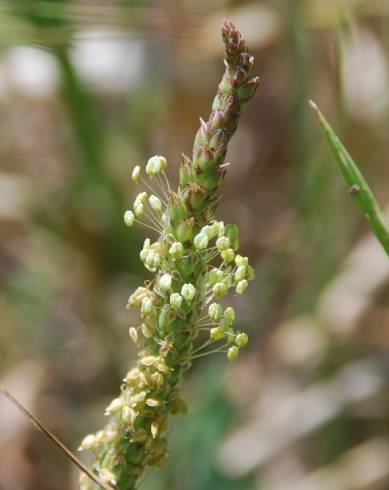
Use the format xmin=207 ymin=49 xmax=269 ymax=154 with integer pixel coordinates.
xmin=122 ymin=405 xmax=137 ymax=425
xmin=141 ymin=322 xmax=154 ymax=338
xmin=149 ymin=194 xmax=162 ymax=212
xmin=141 ymin=296 xmax=153 ymax=315
xmin=124 ymin=367 xmax=140 ymax=385
xmin=238 ymin=76 xmax=260 ymax=103
xmin=124 ymin=210 xmax=135 ymax=227
xmin=151 ymin=371 xmax=164 ymax=388
xmin=169 ymin=241 xmax=184 ymax=259
xmin=208 ymin=302 xmax=223 ymax=322
xmin=156 ymin=360 xmax=171 ymax=374
xmin=140 ymin=355 xmax=159 ymax=367
xmin=146 ymin=398 xmax=161 ymax=407
xmin=127 ymin=286 xmax=150 ymax=307
xmin=208 ymin=268 xmax=223 ymax=285
xmin=131 ymin=165 xmax=141 ymax=183
xmin=78 ymin=434 xmax=96 ymax=451
xmin=225 ymin=224 xmax=240 ymax=250
xmin=219 ymin=317 xmax=230 ymax=330
xmin=217 ymin=221 xmax=225 ymax=237
xmin=146 ymin=155 xmax=167 ymax=176
xmin=129 ymin=326 xmax=139 ymax=343
xmin=170 ymin=292 xmax=183 ymax=310
xmin=227 ymin=345 xmax=239 ymax=362
xmin=140 ymin=249 xmax=148 ymax=262
xmin=145 ymin=251 xmax=160 ymax=271
xmin=158 ymin=305 xmax=170 ymax=329
xmin=105 ymin=397 xmax=123 ymax=415
xmin=134 ymin=201 xmax=144 ymax=217
xmin=235 ymin=254 xmax=248 ymax=267
xmin=135 ymin=192 xmax=147 ymax=204
xmin=216 ymin=236 xmax=230 ymax=251
xmin=181 ymin=283 xmax=196 ymax=303
xmin=213 ymin=282 xmax=227 ymax=298
xmin=200 ymin=225 xmax=211 ymax=238
xmin=235 ymin=265 xmax=247 ymax=282
xmin=247 ymin=265 xmax=255 ymax=281
xmin=236 ymin=279 xmax=248 ymax=295
xmin=161 ymin=213 xmax=169 ymax=226
xmin=210 ymin=327 xmax=225 ymax=340
xmin=224 ymin=306 xmax=235 ymax=323
xmin=159 ymin=273 xmax=172 ymax=292
xmin=221 ymin=248 xmax=235 ymax=263
xmin=176 ymin=256 xmax=193 ymax=278
xmin=208 ymin=221 xmax=219 ymax=239
xmin=175 ymin=217 xmax=195 ymax=243
xmin=223 ymin=274 xmax=233 ymax=289
xmin=194 ymin=232 xmax=209 ymax=250
xmin=235 ymin=332 xmax=248 ymax=347
xmin=151 ymin=421 xmax=160 ymax=439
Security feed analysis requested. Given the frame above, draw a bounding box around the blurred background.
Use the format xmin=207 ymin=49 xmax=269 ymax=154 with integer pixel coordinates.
xmin=1 ymin=1 xmax=389 ymax=489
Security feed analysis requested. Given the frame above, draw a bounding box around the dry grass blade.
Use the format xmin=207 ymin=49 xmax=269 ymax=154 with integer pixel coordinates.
xmin=0 ymin=386 xmax=113 ymax=490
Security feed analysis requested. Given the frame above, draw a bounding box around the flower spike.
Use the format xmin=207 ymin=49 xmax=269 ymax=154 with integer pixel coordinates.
xmin=79 ymin=19 xmax=258 ymax=490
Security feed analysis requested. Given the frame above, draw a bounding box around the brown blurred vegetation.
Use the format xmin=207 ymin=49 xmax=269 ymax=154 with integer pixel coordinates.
xmin=1 ymin=1 xmax=389 ymax=489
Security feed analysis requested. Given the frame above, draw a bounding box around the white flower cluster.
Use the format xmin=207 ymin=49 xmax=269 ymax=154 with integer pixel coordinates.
xmin=79 ymin=352 xmax=187 ymax=487
xmin=121 ymin=156 xmax=254 ymax=364
xmin=80 ymin=154 xmax=255 ymax=489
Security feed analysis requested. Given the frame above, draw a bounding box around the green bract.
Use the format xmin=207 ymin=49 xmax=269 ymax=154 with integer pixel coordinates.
xmin=79 ymin=19 xmax=258 ymax=490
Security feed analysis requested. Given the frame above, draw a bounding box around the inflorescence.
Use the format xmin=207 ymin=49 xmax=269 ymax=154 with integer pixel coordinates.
xmin=79 ymin=19 xmax=258 ymax=490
